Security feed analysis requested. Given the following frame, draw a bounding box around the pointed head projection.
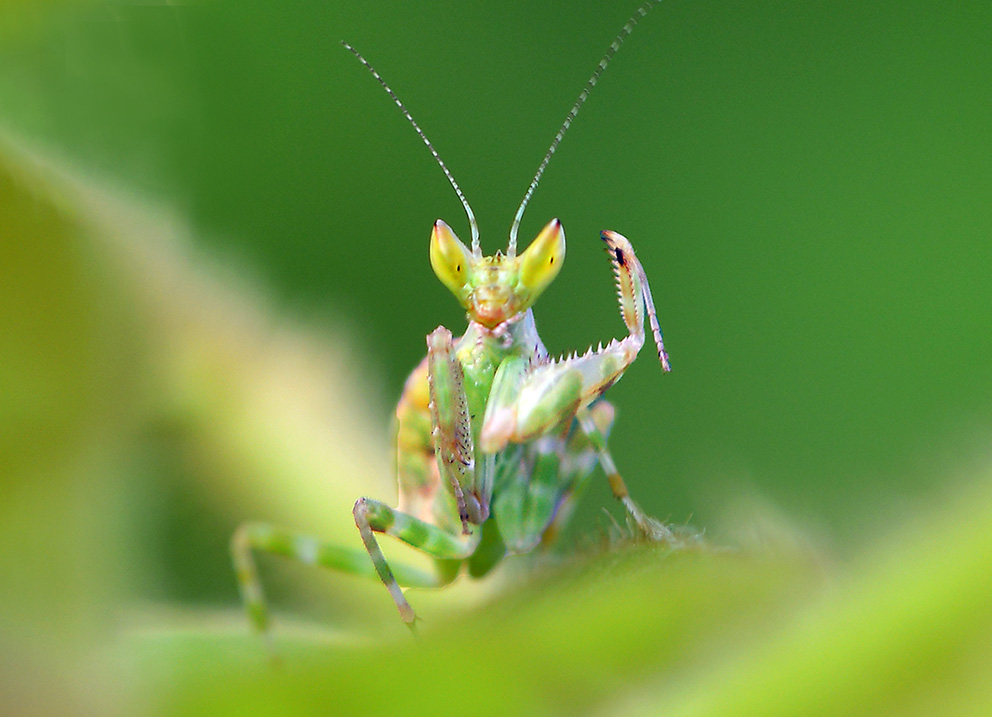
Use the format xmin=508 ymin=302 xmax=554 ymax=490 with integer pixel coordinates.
xmin=430 ymin=217 xmax=564 ymax=328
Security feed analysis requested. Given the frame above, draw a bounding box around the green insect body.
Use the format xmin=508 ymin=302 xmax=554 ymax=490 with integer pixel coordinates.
xmin=233 ymin=0 xmax=674 ymax=633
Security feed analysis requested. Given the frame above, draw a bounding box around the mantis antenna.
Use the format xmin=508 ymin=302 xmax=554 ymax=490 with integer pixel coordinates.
xmin=507 ymin=0 xmax=662 ymax=257
xmin=341 ymin=42 xmax=482 ymax=257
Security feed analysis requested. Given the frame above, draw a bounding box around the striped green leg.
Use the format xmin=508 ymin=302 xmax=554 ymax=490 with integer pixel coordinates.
xmin=231 ymin=521 xmax=444 ymax=642
xmin=353 ymin=497 xmax=478 ymax=624
xmin=539 ymin=401 xmax=616 ymax=546
xmin=494 ymin=402 xmax=614 ymax=552
xmin=575 ymin=406 xmax=676 ymax=543
xmin=492 ymin=436 xmax=564 ymax=553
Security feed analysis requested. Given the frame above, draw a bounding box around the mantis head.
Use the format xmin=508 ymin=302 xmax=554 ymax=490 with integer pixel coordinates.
xmin=345 ymin=3 xmax=650 ymax=330
xmin=430 ymin=218 xmax=565 ymax=329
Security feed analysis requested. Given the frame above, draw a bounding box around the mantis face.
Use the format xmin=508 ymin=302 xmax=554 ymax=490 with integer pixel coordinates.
xmin=430 ymin=218 xmax=565 ymax=329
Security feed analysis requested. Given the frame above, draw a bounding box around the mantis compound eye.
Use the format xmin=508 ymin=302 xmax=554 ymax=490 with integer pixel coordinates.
xmin=430 ymin=219 xmax=473 ymax=299
xmin=517 ymin=218 xmax=565 ymax=306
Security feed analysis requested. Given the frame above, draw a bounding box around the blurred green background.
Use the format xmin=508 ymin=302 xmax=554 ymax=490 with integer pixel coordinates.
xmin=2 ymin=0 xmax=991 ymax=714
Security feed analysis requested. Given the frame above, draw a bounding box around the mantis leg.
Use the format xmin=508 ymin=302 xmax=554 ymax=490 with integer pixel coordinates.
xmin=231 ymin=522 xmax=438 ymax=644
xmin=539 ymin=400 xmax=616 ymax=546
xmin=492 ymin=399 xmax=614 ymax=552
xmin=575 ymin=406 xmax=676 ymax=543
xmin=353 ymin=497 xmax=477 ymax=624
xmin=231 ymin=509 xmax=473 ymax=638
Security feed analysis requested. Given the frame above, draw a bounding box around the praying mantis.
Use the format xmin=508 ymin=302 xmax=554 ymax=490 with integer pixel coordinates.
xmin=232 ymin=0 xmax=679 ymax=634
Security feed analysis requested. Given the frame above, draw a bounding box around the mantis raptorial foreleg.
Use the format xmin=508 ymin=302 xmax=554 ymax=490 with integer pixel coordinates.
xmin=480 ymin=231 xmax=664 ymax=453
xmin=426 ymin=326 xmax=486 ymax=531
xmin=477 ymin=230 xmax=674 ymax=541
